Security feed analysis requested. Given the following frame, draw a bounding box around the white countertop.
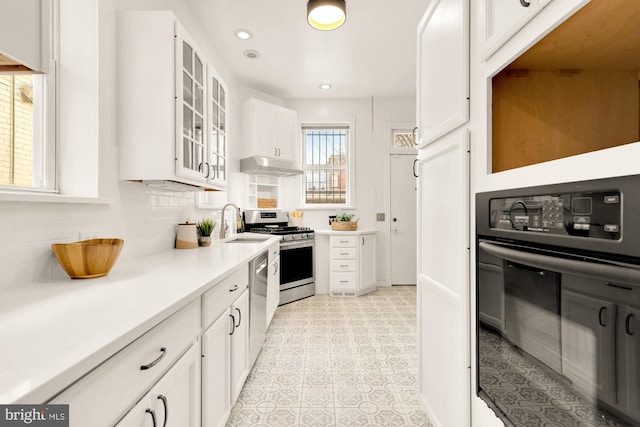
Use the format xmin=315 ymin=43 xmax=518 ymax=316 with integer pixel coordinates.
xmin=0 ymin=234 xmax=279 ymax=404
xmin=314 ymin=229 xmax=378 ymax=235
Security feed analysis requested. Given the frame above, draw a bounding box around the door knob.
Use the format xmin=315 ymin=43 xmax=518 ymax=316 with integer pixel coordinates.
xmin=392 ymin=217 xmax=397 ymax=222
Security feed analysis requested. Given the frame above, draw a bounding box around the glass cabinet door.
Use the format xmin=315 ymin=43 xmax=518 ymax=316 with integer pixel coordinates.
xmin=209 ymin=74 xmax=227 ymax=186
xmin=176 ymin=26 xmax=207 ymax=182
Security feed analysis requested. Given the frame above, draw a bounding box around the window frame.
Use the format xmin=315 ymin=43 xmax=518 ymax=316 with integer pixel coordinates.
xmin=300 ymin=118 xmax=355 ymax=209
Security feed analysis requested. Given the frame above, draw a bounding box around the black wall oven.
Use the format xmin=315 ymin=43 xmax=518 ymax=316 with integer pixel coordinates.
xmin=477 ymin=174 xmax=640 ymax=427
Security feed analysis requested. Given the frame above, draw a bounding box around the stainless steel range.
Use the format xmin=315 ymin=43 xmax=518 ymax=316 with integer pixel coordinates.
xmin=243 ymin=210 xmax=315 ymax=305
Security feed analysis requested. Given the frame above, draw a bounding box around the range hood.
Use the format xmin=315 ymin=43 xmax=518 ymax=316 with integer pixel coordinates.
xmin=240 ymin=156 xmax=303 ymax=176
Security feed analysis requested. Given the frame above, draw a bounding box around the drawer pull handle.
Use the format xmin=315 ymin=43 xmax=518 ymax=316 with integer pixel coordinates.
xmin=229 ymin=314 xmax=236 ymax=336
xmin=145 ymin=409 xmax=157 ymax=427
xmin=626 ymin=313 xmax=635 ymax=336
xmin=598 ymin=307 xmax=607 ymax=327
xmin=229 ymin=284 xmax=239 ymax=292
xmin=340 ymin=280 xmax=348 ymax=283
xmin=158 ymin=395 xmax=168 ymax=427
xmin=340 ymin=240 xmax=348 ymax=243
xmin=340 ymin=264 xmax=348 ymax=268
xmin=340 ymin=252 xmax=349 ymax=255
xmin=519 ymin=0 xmax=530 ymax=7
xmin=606 ymin=282 xmax=633 ymax=291
xmin=235 ymin=307 xmax=242 ymax=328
xmin=140 ymin=348 xmax=167 ymax=370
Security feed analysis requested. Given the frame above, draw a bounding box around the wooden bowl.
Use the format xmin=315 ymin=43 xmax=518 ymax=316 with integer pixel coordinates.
xmin=51 ymin=238 xmax=124 ymax=279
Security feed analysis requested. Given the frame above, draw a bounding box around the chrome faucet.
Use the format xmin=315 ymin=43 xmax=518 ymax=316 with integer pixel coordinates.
xmin=219 ymin=203 xmax=241 ymax=239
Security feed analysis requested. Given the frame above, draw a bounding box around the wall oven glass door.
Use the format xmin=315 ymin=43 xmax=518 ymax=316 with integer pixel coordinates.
xmin=477 ymin=240 xmax=640 ymax=427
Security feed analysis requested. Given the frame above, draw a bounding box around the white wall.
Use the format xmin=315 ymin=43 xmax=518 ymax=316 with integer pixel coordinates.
xmin=0 ymin=0 xmax=243 ymax=291
xmin=281 ymin=97 xmax=415 ymax=290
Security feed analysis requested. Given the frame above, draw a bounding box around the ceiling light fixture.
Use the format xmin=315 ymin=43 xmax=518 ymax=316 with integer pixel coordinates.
xmin=319 ymin=83 xmax=332 ymax=90
xmin=307 ymin=0 xmax=346 ymax=31
xmin=234 ymin=29 xmax=253 ymax=40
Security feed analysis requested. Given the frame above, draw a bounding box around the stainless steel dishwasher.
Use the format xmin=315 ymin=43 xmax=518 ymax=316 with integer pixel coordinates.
xmin=249 ymin=251 xmax=268 ymax=368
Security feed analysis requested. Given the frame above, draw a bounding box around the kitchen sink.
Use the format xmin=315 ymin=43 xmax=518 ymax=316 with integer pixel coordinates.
xmin=225 ymin=237 xmax=270 ymax=243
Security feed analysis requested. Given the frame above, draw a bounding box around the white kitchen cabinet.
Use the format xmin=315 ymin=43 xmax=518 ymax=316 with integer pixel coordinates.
xmin=230 ymin=289 xmax=250 ymax=404
xmin=329 ymin=232 xmax=377 ymax=297
xmin=49 ymin=300 xmax=200 ymax=427
xmin=416 ymin=129 xmax=469 ymax=427
xmin=201 ymin=308 xmax=232 ymax=427
xmin=243 ymin=98 xmax=298 ymax=161
xmin=200 ymin=265 xmax=250 ymax=417
xmin=482 ymin=0 xmax=551 ymax=59
xmin=266 ymin=243 xmax=280 ymax=328
xmin=116 ymin=343 xmax=201 ymax=427
xmin=117 ymin=11 xmax=227 ymax=191
xmin=416 ymin=0 xmax=469 ymax=147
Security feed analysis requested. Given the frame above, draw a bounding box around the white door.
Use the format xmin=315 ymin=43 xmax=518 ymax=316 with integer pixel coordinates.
xmin=202 ymin=309 xmax=231 ymax=427
xmin=390 ymin=154 xmax=417 ymax=285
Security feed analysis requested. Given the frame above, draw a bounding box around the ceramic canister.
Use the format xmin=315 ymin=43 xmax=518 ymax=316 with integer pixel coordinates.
xmin=176 ymin=222 xmax=198 ymax=249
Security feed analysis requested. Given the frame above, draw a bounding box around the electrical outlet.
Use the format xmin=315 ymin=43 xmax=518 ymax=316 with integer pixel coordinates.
xmin=376 ymin=213 xmax=385 ymax=222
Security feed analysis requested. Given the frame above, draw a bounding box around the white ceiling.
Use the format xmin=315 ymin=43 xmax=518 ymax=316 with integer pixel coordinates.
xmin=186 ymin=0 xmax=427 ymax=99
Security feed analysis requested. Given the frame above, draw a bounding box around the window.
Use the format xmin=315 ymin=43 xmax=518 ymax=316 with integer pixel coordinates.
xmin=302 ymin=125 xmax=351 ymax=206
xmin=0 ymin=73 xmax=50 ymax=190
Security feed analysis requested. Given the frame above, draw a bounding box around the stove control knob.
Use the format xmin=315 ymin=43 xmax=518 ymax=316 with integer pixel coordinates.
xmin=292 ymin=234 xmax=300 ymax=240
xmin=283 ymin=235 xmax=292 ymax=241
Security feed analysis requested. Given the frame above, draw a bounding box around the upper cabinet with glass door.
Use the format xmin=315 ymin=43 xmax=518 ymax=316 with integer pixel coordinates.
xmin=117 ymin=11 xmax=227 ymax=191
xmin=208 ymin=72 xmax=227 ymax=186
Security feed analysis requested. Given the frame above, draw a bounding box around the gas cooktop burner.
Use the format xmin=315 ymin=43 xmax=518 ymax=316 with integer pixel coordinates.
xmin=250 ymin=226 xmax=312 ymax=234
xmin=243 ymin=210 xmax=315 ymax=241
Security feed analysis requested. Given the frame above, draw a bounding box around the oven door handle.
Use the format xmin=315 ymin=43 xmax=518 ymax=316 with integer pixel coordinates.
xmin=279 ymin=240 xmax=314 ymax=249
xmin=479 ymin=241 xmax=640 ymax=285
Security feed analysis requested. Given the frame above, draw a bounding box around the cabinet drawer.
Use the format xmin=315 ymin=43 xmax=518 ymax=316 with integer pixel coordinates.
xmin=331 ymin=247 xmax=356 ymax=259
xmin=50 ymin=299 xmax=200 ymax=427
xmin=331 ymin=259 xmax=357 ymax=272
xmin=202 ymin=264 xmax=249 ymax=328
xmin=331 ymin=236 xmax=357 ymax=247
xmin=331 ymin=273 xmax=358 ymax=291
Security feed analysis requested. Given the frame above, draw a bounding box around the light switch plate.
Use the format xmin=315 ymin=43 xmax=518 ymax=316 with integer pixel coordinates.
xmin=376 ymin=213 xmax=385 ymax=221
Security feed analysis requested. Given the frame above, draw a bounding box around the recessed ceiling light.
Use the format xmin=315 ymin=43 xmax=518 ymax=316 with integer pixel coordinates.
xmin=235 ymin=29 xmax=253 ymax=40
xmin=244 ymin=50 xmax=261 ymax=59
xmin=319 ymin=83 xmax=332 ymax=90
xmin=307 ymin=0 xmax=346 ymax=31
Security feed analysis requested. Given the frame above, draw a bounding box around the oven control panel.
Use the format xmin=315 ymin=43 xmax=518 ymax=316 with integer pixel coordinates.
xmin=489 ymin=191 xmax=621 ymax=239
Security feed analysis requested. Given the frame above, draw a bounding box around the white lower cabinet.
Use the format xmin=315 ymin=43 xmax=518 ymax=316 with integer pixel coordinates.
xmin=266 ymin=243 xmax=280 ymax=328
xmin=200 ymin=265 xmax=250 ymax=426
xmin=49 ymin=300 xmax=200 ymax=427
xmin=329 ymin=232 xmax=377 ymax=297
xmin=116 ymin=343 xmax=201 ymax=427
xmin=230 ymin=289 xmax=250 ymax=404
xmin=201 ymin=309 xmax=231 ymax=427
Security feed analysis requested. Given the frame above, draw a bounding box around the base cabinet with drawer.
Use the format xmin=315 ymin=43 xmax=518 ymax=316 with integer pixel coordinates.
xmin=116 ymin=343 xmax=201 ymax=427
xmin=200 ymin=265 xmax=250 ymax=427
xmin=49 ymin=300 xmax=201 ymax=427
xmin=329 ymin=232 xmax=377 ymax=297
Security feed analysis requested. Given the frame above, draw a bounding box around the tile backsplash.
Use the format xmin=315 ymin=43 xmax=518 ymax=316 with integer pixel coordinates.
xmin=0 ymin=181 xmax=218 ymax=290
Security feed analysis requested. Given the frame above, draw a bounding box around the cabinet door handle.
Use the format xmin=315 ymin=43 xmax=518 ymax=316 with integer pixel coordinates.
xmin=361 ymin=237 xmax=365 ymax=246
xmin=158 ymin=395 xmax=168 ymax=427
xmin=519 ymin=0 xmax=531 ymax=6
xmin=274 ymin=147 xmax=278 ymax=156
xmin=412 ymin=126 xmax=418 ymax=145
xmin=140 ymin=348 xmax=167 ymax=370
xmin=273 ymin=262 xmax=279 ymax=275
xmin=413 ymin=158 xmax=419 ymax=178
xmin=145 ymin=409 xmax=157 ymax=427
xmin=229 ymin=284 xmax=239 ymax=292
xmin=229 ymin=314 xmax=236 ymax=335
xmin=204 ymin=162 xmax=210 ymax=178
xmin=598 ymin=307 xmax=607 ymax=327
xmin=235 ymin=307 xmax=242 ymax=328
xmin=626 ymin=313 xmax=635 ymax=336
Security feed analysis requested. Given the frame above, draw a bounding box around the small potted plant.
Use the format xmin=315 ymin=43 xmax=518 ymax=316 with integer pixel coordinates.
xmin=196 ymin=218 xmax=215 ymax=247
xmin=331 ymin=212 xmax=358 ymax=231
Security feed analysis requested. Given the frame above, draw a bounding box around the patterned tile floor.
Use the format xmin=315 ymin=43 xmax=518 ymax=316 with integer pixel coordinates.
xmin=226 ymin=286 xmax=433 ymax=427
xmin=479 ymin=327 xmax=630 ymax=427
